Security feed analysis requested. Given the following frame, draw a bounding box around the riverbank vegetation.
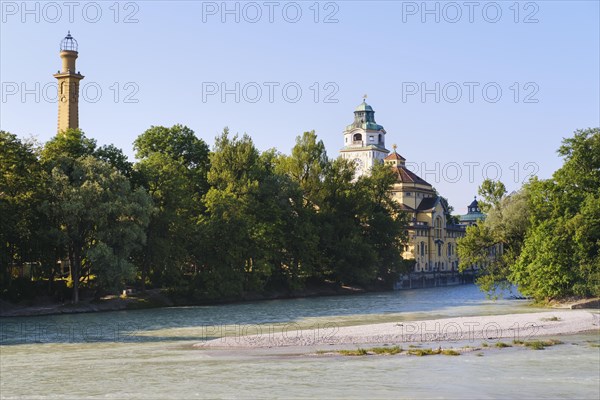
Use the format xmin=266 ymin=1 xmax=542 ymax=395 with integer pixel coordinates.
xmin=1 ymin=127 xmax=410 ymax=304
xmin=318 ymin=339 xmax=566 ymax=357
xmin=458 ymin=128 xmax=600 ymax=302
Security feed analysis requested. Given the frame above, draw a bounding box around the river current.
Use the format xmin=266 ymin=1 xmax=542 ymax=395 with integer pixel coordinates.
xmin=1 ymin=285 xmax=598 ymax=399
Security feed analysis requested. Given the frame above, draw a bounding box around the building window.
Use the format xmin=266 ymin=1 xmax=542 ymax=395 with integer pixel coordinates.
xmin=406 ymin=192 xmax=412 ymax=196
xmin=353 ymin=133 xmax=362 ymax=141
xmin=435 ymin=217 xmax=442 ymax=239
xmin=437 ymin=243 xmax=441 ymax=257
xmin=420 ymin=242 xmax=425 ymax=256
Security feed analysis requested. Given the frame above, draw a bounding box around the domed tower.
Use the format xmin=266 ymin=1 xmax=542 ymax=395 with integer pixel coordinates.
xmin=459 ymin=196 xmax=486 ymax=226
xmin=53 ymin=32 xmax=84 ymax=134
xmin=339 ymin=99 xmax=389 ymax=178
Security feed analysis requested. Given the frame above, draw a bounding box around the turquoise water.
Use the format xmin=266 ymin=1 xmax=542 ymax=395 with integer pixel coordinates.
xmin=1 ymin=285 xmax=599 ymax=399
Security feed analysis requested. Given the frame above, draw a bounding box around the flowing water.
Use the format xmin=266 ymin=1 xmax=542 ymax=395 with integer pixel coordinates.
xmin=1 ymin=285 xmax=598 ymax=399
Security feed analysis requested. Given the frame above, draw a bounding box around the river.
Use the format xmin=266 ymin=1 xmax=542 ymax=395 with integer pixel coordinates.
xmin=1 ymin=285 xmax=598 ymax=399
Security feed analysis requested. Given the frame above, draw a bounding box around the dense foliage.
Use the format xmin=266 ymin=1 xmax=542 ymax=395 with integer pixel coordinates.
xmin=458 ymin=128 xmax=600 ymax=301
xmin=1 ymin=128 xmax=408 ymax=303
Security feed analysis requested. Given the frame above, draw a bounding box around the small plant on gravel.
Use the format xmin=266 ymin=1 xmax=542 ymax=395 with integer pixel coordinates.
xmin=540 ymin=316 xmax=561 ymax=322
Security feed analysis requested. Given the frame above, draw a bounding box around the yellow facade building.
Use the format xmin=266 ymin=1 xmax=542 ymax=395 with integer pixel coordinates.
xmin=340 ymin=101 xmax=474 ymax=287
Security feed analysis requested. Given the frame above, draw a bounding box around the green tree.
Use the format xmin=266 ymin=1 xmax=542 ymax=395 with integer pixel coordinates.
xmin=477 ymin=179 xmax=507 ymax=213
xmin=133 ymin=125 xmax=210 ymax=290
xmin=40 ymin=129 xmax=97 ymax=173
xmin=277 ymin=131 xmax=329 ymax=207
xmin=95 ymin=144 xmax=133 ymax=178
xmin=0 ymin=132 xmax=47 ymax=293
xmin=43 ymin=156 xmax=151 ymax=302
xmin=512 ymin=128 xmax=600 ymax=299
xmin=460 ymin=128 xmax=600 ymax=301
xmin=458 ymin=185 xmax=531 ymax=297
xmin=199 ymin=130 xmax=276 ymax=297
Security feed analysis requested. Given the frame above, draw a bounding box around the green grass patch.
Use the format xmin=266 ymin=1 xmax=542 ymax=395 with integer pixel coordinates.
xmin=540 ymin=316 xmax=561 ymax=322
xmin=408 ymin=348 xmax=441 ymax=356
xmin=513 ymin=339 xmax=563 ymax=350
xmin=338 ymin=348 xmax=368 ymax=356
xmin=370 ymin=346 xmax=402 ymax=355
xmin=481 ymin=342 xmax=489 ymax=347
xmin=525 ymin=341 xmax=546 ymax=350
xmin=495 ymin=341 xmax=512 ymax=348
xmin=441 ymin=349 xmax=460 ymax=356
xmin=334 ymin=346 xmax=403 ymax=356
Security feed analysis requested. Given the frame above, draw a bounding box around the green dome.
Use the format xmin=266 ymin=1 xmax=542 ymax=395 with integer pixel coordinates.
xmin=460 ymin=212 xmax=485 ymax=222
xmin=355 ymin=101 xmax=373 ymax=112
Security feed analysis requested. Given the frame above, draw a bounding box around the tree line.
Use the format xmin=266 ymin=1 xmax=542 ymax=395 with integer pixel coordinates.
xmin=0 ymin=126 xmax=410 ymax=303
xmin=458 ymin=128 xmax=600 ymax=302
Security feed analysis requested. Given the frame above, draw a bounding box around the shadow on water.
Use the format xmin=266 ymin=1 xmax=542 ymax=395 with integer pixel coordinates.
xmin=0 ymin=284 xmax=531 ymax=345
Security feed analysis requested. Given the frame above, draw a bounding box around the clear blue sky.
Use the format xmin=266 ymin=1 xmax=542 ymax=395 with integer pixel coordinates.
xmin=1 ymin=1 xmax=599 ymax=213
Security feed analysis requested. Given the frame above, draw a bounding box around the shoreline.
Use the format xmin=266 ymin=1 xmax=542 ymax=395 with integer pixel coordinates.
xmin=2 ymin=285 xmax=597 ymax=319
xmin=195 ymin=310 xmax=600 ymax=349
xmin=0 ymin=284 xmax=380 ymax=318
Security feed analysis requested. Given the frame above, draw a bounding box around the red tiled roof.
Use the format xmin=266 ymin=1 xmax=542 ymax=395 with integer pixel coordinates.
xmin=391 ymin=166 xmax=431 ymax=186
xmin=385 ymin=151 xmax=406 ymax=161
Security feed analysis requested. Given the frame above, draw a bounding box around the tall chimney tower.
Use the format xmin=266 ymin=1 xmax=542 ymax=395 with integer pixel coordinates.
xmin=53 ymin=31 xmax=84 ymax=133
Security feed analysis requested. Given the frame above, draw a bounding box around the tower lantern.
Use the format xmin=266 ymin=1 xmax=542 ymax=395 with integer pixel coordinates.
xmin=339 ymin=99 xmax=389 ymax=178
xmin=54 ymin=31 xmax=84 ymax=134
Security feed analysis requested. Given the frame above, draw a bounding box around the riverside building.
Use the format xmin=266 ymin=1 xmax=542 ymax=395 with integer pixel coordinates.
xmin=339 ymin=100 xmax=480 ymax=288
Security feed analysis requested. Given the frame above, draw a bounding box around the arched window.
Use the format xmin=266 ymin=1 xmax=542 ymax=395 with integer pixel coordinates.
xmin=353 ymin=133 xmax=362 ymax=142
xmin=437 ymin=243 xmax=442 ymax=257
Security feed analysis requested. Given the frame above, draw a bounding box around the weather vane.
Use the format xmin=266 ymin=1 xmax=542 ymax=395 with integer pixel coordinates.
xmin=363 ymin=94 xmax=368 ymax=100
xmin=392 ymin=144 xmax=397 ymax=151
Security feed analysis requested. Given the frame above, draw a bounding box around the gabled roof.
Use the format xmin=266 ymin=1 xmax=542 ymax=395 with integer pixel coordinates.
xmin=416 ymin=197 xmax=439 ymax=211
xmin=391 ymin=166 xmax=431 ymax=186
xmin=398 ymin=203 xmax=415 ymax=211
xmin=416 ymin=196 xmax=450 ymax=214
xmin=385 ymin=151 xmax=406 ymax=161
